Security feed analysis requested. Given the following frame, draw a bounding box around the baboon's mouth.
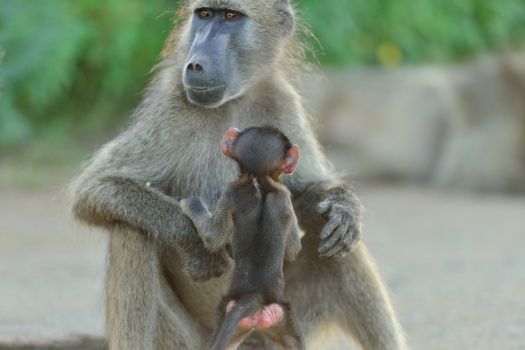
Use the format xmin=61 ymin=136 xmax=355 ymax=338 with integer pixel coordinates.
xmin=186 ymin=85 xmax=225 ymax=92
xmin=185 ymin=85 xmax=226 ymax=108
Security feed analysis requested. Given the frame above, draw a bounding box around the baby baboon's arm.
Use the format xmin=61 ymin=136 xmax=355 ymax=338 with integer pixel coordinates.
xmin=268 ymin=191 xmax=302 ymax=261
xmin=180 ymin=191 xmax=234 ymax=252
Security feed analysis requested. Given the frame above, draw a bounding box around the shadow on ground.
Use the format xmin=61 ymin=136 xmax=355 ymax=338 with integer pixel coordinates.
xmin=0 ymin=337 xmax=106 ymax=350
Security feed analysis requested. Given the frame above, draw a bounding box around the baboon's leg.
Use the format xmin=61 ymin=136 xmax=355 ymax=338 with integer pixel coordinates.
xmin=238 ymin=332 xmax=279 ymax=350
xmin=285 ymin=245 xmax=343 ymax=349
xmin=106 ymin=226 xmax=204 ymax=350
xmin=154 ymin=282 xmax=206 ymax=350
xmin=286 ymin=234 xmax=407 ymax=350
xmin=106 ymin=227 xmax=159 ymax=349
xmin=288 ymin=190 xmax=407 ymax=350
xmin=329 ymin=243 xmax=408 ymax=350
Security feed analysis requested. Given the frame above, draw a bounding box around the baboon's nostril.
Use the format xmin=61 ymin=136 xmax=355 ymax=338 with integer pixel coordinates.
xmin=187 ymin=63 xmax=203 ymax=72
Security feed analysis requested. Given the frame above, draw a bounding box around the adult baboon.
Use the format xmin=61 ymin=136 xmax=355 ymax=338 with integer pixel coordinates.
xmin=71 ymin=1 xmax=407 ymax=349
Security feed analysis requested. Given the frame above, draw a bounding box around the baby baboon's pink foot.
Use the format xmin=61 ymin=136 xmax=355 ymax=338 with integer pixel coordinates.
xmin=227 ymin=301 xmax=284 ymax=330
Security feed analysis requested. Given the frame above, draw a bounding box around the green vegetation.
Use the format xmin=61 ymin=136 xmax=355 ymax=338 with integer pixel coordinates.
xmin=0 ymin=0 xmax=524 ymax=149
xmin=0 ymin=0 xmax=174 ymax=146
xmin=302 ymin=0 xmax=525 ymax=66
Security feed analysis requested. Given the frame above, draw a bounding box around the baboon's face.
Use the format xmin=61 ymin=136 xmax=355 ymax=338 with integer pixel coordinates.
xmin=182 ymin=1 xmax=294 ymax=108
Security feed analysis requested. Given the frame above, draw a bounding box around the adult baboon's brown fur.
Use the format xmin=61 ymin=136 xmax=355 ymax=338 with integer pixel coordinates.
xmin=71 ymin=0 xmax=407 ymax=349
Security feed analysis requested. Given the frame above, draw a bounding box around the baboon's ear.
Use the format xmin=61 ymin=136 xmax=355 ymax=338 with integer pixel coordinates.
xmin=281 ymin=145 xmax=300 ymax=175
xmin=275 ymin=0 xmax=295 ymax=36
xmin=221 ymin=127 xmax=240 ymax=158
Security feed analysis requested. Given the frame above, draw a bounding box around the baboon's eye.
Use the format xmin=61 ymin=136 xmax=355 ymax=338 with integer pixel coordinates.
xmin=197 ymin=8 xmax=211 ymax=19
xmin=223 ymin=11 xmax=239 ymax=21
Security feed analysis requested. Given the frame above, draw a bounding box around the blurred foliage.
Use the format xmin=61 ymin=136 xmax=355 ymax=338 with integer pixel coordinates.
xmin=1 ymin=0 xmax=525 ymax=146
xmin=302 ymin=0 xmax=525 ymax=66
xmin=0 ymin=0 xmax=175 ymax=145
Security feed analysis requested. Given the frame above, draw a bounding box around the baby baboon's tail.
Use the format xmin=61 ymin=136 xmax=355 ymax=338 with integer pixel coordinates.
xmin=210 ymin=295 xmax=261 ymax=350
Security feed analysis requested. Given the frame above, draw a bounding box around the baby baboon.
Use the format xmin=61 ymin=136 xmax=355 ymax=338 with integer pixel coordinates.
xmin=181 ymin=126 xmax=304 ymax=350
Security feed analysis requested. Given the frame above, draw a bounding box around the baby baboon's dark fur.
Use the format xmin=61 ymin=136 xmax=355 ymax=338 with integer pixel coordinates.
xmin=181 ymin=127 xmax=303 ymax=350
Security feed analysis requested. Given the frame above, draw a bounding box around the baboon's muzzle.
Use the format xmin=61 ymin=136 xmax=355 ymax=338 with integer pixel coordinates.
xmin=182 ymin=20 xmax=230 ymax=108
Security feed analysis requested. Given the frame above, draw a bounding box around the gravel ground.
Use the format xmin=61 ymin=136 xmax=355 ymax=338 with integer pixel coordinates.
xmin=1 ymin=186 xmax=524 ymax=349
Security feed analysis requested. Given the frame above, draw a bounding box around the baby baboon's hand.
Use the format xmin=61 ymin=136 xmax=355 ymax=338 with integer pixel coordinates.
xmin=180 ymin=196 xmax=208 ymax=220
xmin=316 ymin=186 xmax=362 ymax=258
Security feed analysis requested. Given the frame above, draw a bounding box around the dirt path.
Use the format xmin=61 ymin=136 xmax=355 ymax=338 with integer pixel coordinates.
xmin=0 ymin=189 xmax=105 ymax=345
xmin=1 ymin=186 xmax=524 ymax=349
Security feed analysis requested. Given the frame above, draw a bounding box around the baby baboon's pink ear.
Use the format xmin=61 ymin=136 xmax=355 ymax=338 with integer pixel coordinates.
xmin=281 ymin=145 xmax=300 ymax=174
xmin=221 ymin=127 xmax=240 ymax=157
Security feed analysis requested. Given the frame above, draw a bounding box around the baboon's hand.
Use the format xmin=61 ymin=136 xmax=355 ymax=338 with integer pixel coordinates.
xmin=178 ymin=197 xmax=230 ymax=281
xmin=182 ymin=247 xmax=230 ymax=282
xmin=316 ymin=186 xmax=362 ymax=258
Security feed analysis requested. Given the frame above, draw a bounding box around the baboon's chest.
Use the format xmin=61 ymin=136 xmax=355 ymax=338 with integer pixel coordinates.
xmin=165 ymin=136 xmax=237 ymax=206
xmin=164 ymin=114 xmax=271 ymax=205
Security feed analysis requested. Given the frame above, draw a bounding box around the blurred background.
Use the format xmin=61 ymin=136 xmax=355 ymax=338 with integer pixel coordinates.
xmin=1 ymin=0 xmax=524 ymax=349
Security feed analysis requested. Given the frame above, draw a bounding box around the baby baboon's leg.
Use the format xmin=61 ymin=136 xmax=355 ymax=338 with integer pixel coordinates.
xmin=263 ymin=311 xmax=304 ymax=350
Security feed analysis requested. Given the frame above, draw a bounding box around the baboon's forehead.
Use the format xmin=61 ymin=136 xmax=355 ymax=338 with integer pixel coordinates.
xmin=187 ymin=0 xmax=278 ymax=20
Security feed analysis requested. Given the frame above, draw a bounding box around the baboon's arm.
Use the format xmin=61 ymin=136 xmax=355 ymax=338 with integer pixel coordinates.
xmin=180 ymin=192 xmax=234 ymax=252
xmin=285 ymin=213 xmax=303 ymax=261
xmin=72 ymin=175 xmax=196 ymax=246
xmin=280 ymin=118 xmax=363 ymax=258
xmin=70 ymin=131 xmax=231 ymax=281
xmin=278 ymin=192 xmax=302 ymax=261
